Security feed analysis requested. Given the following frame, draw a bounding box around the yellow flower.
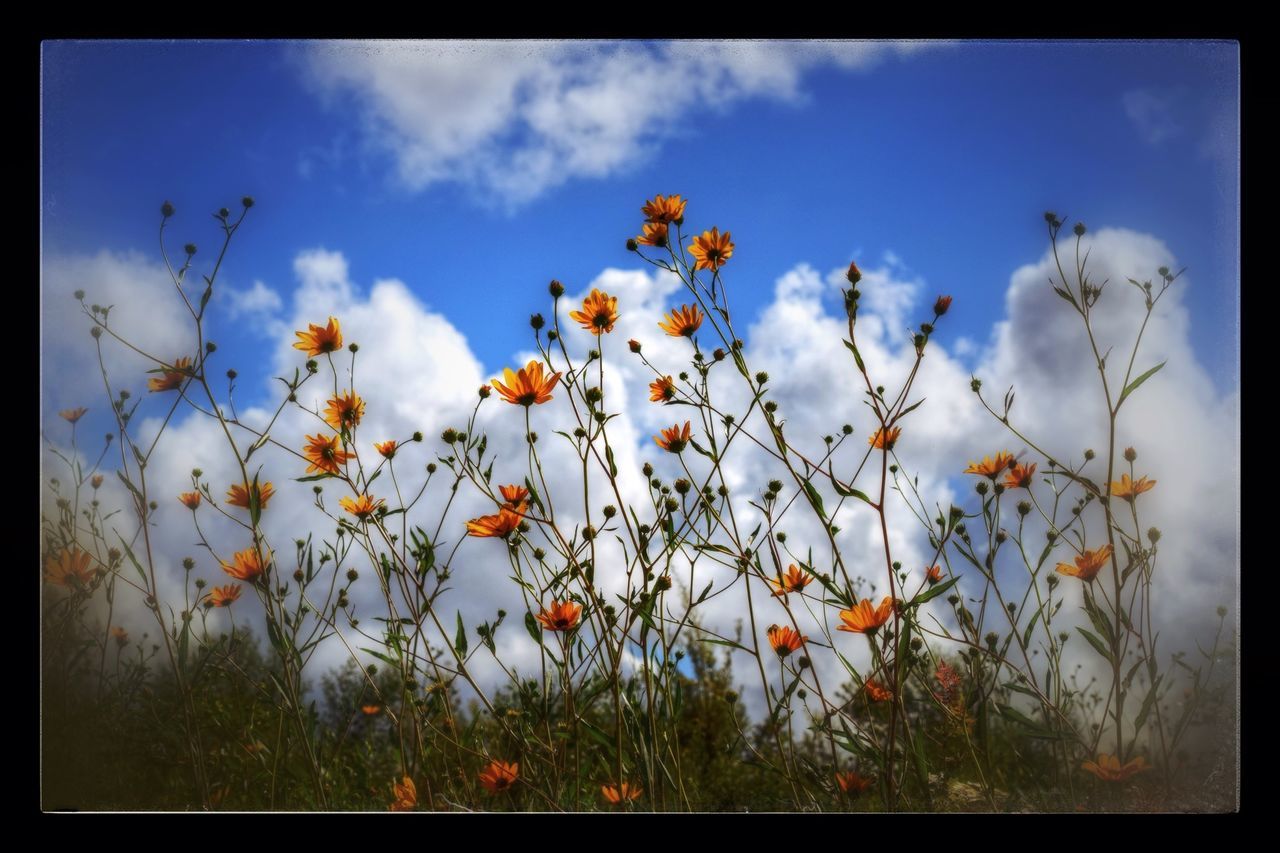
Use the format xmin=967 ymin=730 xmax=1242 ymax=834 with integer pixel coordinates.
xmin=602 ymin=782 xmax=643 ymax=803
xmin=963 ymin=452 xmax=1015 ymax=479
xmin=1082 ymin=753 xmax=1150 ymax=782
xmin=179 ymin=491 xmax=202 ymax=510
xmin=654 ymin=421 xmax=692 ymax=453
xmin=465 ymin=504 xmax=526 ymax=539
xmin=535 ymin=600 xmax=582 ymax=632
xmin=478 ymin=761 xmax=519 ymax=794
xmin=226 ymin=481 xmax=275 ymax=510
xmin=658 ymin=304 xmax=704 ymax=338
xmin=641 ymin=194 xmax=687 ymax=224
xmin=689 ymin=227 xmax=734 ymax=272
xmin=374 ymin=440 xmax=397 ymax=459
xmin=208 ymin=585 xmax=242 ymax=607
xmin=303 ymin=433 xmax=353 ymax=475
xmin=221 ymin=548 xmax=267 ymax=582
xmin=491 ymin=360 xmax=561 ymax=407
xmin=1055 ymin=545 xmax=1113 ymax=582
xmin=45 ymin=547 xmax=95 ymax=588
xmin=389 ymin=776 xmax=417 ymax=811
xmin=323 ymin=390 xmax=365 ymax=431
xmin=837 ymin=597 xmax=895 ymax=634
xmin=1110 ymin=473 xmax=1157 ymax=502
xmin=148 ymin=357 xmax=192 ymax=392
xmin=767 ymin=625 xmax=806 ymax=657
xmin=1004 ymin=462 xmax=1037 ymax=490
xmin=293 ymin=316 xmax=343 ymax=357
xmin=869 ymin=426 xmax=901 ymax=451
xmin=59 ymin=407 xmax=88 ymax=423
xmin=569 ymin=289 xmax=620 ymax=334
xmin=768 ymin=564 xmax=813 ymax=597
xmin=649 ymin=376 xmax=676 ymax=403
xmin=339 ymin=493 xmax=384 ymax=520
xmin=636 ymin=222 xmax=669 ymax=247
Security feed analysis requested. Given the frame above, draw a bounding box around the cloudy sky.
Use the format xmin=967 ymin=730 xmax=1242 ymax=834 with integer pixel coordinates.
xmin=41 ymin=40 xmax=1239 ymax=710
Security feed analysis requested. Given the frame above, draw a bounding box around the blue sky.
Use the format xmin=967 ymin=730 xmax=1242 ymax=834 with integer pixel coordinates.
xmin=42 ymin=40 xmax=1238 ymax=422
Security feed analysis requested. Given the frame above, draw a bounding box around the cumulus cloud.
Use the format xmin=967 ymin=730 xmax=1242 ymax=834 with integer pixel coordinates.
xmin=301 ymin=41 xmax=932 ymax=207
xmin=223 ymin=280 xmax=285 ymax=332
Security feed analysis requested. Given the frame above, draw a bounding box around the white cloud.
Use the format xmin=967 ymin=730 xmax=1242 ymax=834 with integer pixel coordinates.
xmin=223 ymin=280 xmax=284 ymax=327
xmin=1123 ymin=88 xmax=1183 ymax=146
xmin=301 ymin=40 xmax=930 ymax=207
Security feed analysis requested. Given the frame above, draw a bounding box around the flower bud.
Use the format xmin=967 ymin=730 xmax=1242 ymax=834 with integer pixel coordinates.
xmin=90 ymin=326 xmax=102 ymax=339
xmin=628 ymin=339 xmax=641 ymax=353
xmin=626 ymin=238 xmax=638 ymax=252
xmin=242 ymin=196 xmax=255 ymax=208
xmin=1084 ymin=448 xmax=1096 ymax=461
xmin=1073 ymin=222 xmax=1086 ymax=236
xmin=549 ymin=279 xmax=564 ymax=298
xmin=530 ymin=313 xmax=545 ymax=330
xmin=602 ymin=504 xmax=617 ymax=518
xmin=227 ymin=369 xmax=237 ymax=380
xmin=1124 ymin=447 xmax=1137 ymax=462
xmin=161 ymin=201 xmax=175 ymax=218
xmin=74 ymin=289 xmax=85 ymax=300
xmin=547 ymin=330 xmax=558 ymax=341
xmin=934 ymin=295 xmax=953 ymax=316
xmin=1147 ymin=527 xmax=1160 ymax=543
xmin=845 ymin=261 xmax=862 ymax=285
xmin=755 ymin=371 xmax=769 ymax=385
xmin=713 ymin=348 xmax=725 ymax=361
xmin=184 ymin=243 xmax=197 ymax=256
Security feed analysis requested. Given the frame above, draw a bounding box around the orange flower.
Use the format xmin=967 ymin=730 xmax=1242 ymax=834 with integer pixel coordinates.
xmin=303 ymin=433 xmax=353 ymax=475
xmin=767 ymin=625 xmax=806 ymax=657
xmin=293 ymin=316 xmax=343 ymax=357
xmin=374 ymin=440 xmax=397 ymax=459
xmin=649 ymin=376 xmax=676 ymax=403
xmin=925 ymin=565 xmax=943 ymax=585
xmin=179 ymin=491 xmax=202 ymax=509
xmin=963 ymin=452 xmax=1016 ymax=479
xmin=1004 ymin=462 xmax=1037 ymax=489
xmin=340 ymin=493 xmax=384 ymax=520
xmin=864 ymin=679 xmax=894 ymax=703
xmin=636 ymin=222 xmax=669 ymax=247
xmin=59 ymin=407 xmax=88 ymax=423
xmin=837 ymin=596 xmax=895 ymax=634
xmin=869 ymin=426 xmax=901 ymax=451
xmin=1110 ymin=473 xmax=1157 ymax=502
xmin=934 ymin=295 xmax=953 ymax=316
xmin=658 ymin=304 xmax=704 ymax=338
xmin=478 ymin=761 xmax=519 ymax=794
xmin=221 ymin=548 xmax=267 ymax=582
xmin=91 ymin=474 xmax=103 ymax=489
xmin=389 ymin=776 xmax=417 ymax=811
xmin=1082 ymin=754 xmax=1150 ymax=782
xmin=641 ymin=194 xmax=687 ymax=225
xmin=654 ymin=421 xmax=692 ymax=453
xmin=208 ymin=585 xmax=242 ymax=607
xmin=148 ymin=357 xmax=192 ymax=392
xmin=361 ymin=704 xmax=382 ymax=716
xmin=535 ymin=600 xmax=582 ymax=632
xmin=689 ymin=227 xmax=734 ymax=272
xmin=110 ymin=626 xmax=129 ymax=645
xmin=498 ymin=484 xmax=529 ymax=506
xmin=226 ymin=481 xmax=275 ymax=510
xmin=569 ymin=288 xmax=620 ymax=334
xmin=836 ymin=771 xmax=875 ymax=795
xmin=768 ymin=564 xmax=813 ymax=597
xmin=601 ymin=782 xmax=643 ymax=803
xmin=323 ymin=390 xmax=365 ymax=431
xmin=491 ymin=360 xmax=561 ymax=407
xmin=45 ymin=547 xmax=95 ymax=588
xmin=1055 ymin=545 xmax=1113 ymax=582
xmin=465 ymin=503 xmax=526 ymax=539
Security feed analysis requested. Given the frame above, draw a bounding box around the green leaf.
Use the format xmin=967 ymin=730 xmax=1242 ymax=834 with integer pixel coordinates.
xmin=295 ymin=473 xmax=337 ymax=483
xmin=359 ymin=646 xmax=399 ymax=666
xmin=523 ymin=477 xmax=545 ymax=515
xmin=802 ymin=479 xmax=827 ymax=521
xmin=828 ymin=464 xmax=873 ymax=504
xmin=455 ymin=611 xmax=468 ymax=656
xmin=1076 ymin=627 xmax=1114 ymax=664
xmin=605 ymin=445 xmax=618 ymax=477
xmin=525 ymin=611 xmax=543 ymax=646
xmin=911 ymin=575 xmax=959 ymax=606
xmin=690 ymin=438 xmax=717 ymax=462
xmin=1133 ymin=675 xmax=1163 ymax=735
xmin=696 ymin=580 xmax=714 ymax=604
xmin=1118 ymin=361 xmax=1166 ymax=406
xmin=248 ymin=471 xmax=263 ymax=528
xmin=700 ymin=637 xmax=751 ymax=654
xmin=116 ymin=534 xmax=149 ymax=586
xmin=843 ymin=339 xmax=865 ymax=371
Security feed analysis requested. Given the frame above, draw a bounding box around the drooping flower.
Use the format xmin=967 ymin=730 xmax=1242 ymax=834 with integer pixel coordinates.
xmin=658 ymin=304 xmax=704 ymax=338
xmin=491 ymin=360 xmax=562 ymax=407
xmin=374 ymin=440 xmax=397 ymax=459
xmin=1082 ymin=754 xmax=1150 ymax=782
xmin=226 ymin=481 xmax=275 ymax=510
xmin=208 ymin=585 xmax=242 ymax=607
xmin=649 ymin=376 xmax=676 ymax=403
xmin=45 ymin=547 xmax=95 ymax=588
xmin=869 ymin=426 xmax=902 ymax=451
xmin=768 ymin=564 xmax=813 ymax=597
xmin=498 ymin=484 xmax=529 ymax=507
xmin=636 ymin=222 xmax=669 ymax=247
xmin=689 ymin=227 xmax=734 ymax=272
xmin=179 ymin=491 xmax=202 ymax=509
xmin=767 ymin=625 xmax=806 ymax=657
xmin=465 ymin=503 xmax=527 ymax=539
xmin=293 ymin=316 xmax=343 ymax=357
xmin=963 ymin=452 xmax=1016 ymax=479
xmin=221 ymin=548 xmax=267 ymax=582
xmin=1055 ymin=545 xmax=1113 ymax=582
xmin=925 ymin=565 xmax=943 ymax=585
xmin=602 ymin=782 xmax=643 ymax=804
xmin=339 ymin=493 xmax=385 ymax=520
xmin=478 ymin=761 xmax=519 ymax=794
xmin=1110 ymin=473 xmax=1157 ymax=502
xmin=389 ymin=776 xmax=417 ymax=811
xmin=837 ymin=597 xmax=895 ymax=634
xmin=59 ymin=407 xmax=88 ymax=423
xmin=303 ymin=434 xmax=353 ymax=475
xmin=1004 ymin=462 xmax=1037 ymax=489
xmin=535 ymin=600 xmax=582 ymax=632
xmin=569 ymin=289 xmax=620 ymax=334
xmin=654 ymin=421 xmax=692 ymax=453
xmin=836 ymin=771 xmax=875 ymax=795
xmin=148 ymin=357 xmax=193 ymax=392
xmin=323 ymin=390 xmax=366 ymax=431
xmin=641 ymin=194 xmax=686 ymax=225
xmin=864 ymin=679 xmax=894 ymax=703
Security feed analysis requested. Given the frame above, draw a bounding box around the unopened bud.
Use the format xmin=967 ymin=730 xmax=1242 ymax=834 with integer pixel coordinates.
xmin=845 ymin=261 xmax=863 ymax=285
xmin=549 ymin=279 xmax=564 ymax=298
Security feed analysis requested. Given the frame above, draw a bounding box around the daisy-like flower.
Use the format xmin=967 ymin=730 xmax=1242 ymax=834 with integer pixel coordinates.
xmin=836 ymin=771 xmax=875 ymax=795
xmin=654 ymin=421 xmax=692 ymax=453
xmin=636 ymin=222 xmax=669 ymax=247
xmin=60 ymin=407 xmax=88 ymax=423
xmin=498 ymin=484 xmax=529 ymax=507
xmin=389 ymin=776 xmax=417 ymax=811
xmin=837 ymin=596 xmax=895 ymax=634
xmin=293 ymin=316 xmax=343 ymax=357
xmin=1110 ymin=473 xmax=1157 ymax=502
xmin=208 ymin=585 xmax=242 ymax=607
xmin=925 ymin=565 xmax=943 ymax=585
xmin=1082 ymin=754 xmax=1150 ymax=782
xmin=569 ymin=289 xmax=620 ymax=334
xmin=323 ymin=390 xmax=365 ymax=431
xmin=1004 ymin=462 xmax=1037 ymax=489
xmin=1055 ymin=545 xmax=1113 ymax=582
xmin=226 ymin=481 xmax=275 ymax=510
xmin=649 ymin=376 xmax=676 ymax=403
xmin=45 ymin=547 xmax=95 ymax=588
xmin=339 ymin=493 xmax=384 ymax=520
xmin=767 ymin=625 xmax=806 ymax=658
xmin=478 ymin=761 xmax=519 ymax=794
xmin=361 ymin=704 xmax=382 ymax=716
xmin=689 ymin=227 xmax=734 ymax=272
xmin=963 ymin=452 xmax=1016 ymax=479
xmin=221 ymin=548 xmax=267 ymax=582
xmin=658 ymin=304 xmax=704 ymax=338
xmin=148 ymin=357 xmax=192 ymax=392
xmin=641 ymin=193 xmax=687 ymax=225
xmin=179 ymin=491 xmax=202 ymax=510
xmin=491 ymin=360 xmax=562 ymax=407
xmin=465 ymin=504 xmax=527 ymax=539
xmin=535 ymin=600 xmax=582 ymax=632
xmin=869 ymin=426 xmax=902 ymax=451
xmin=768 ymin=564 xmax=813 ymax=597
xmin=303 ymin=433 xmax=353 ymax=475
xmin=864 ymin=679 xmax=894 ymax=703
xmin=374 ymin=440 xmax=397 ymax=459
xmin=601 ymin=782 xmax=643 ymax=804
